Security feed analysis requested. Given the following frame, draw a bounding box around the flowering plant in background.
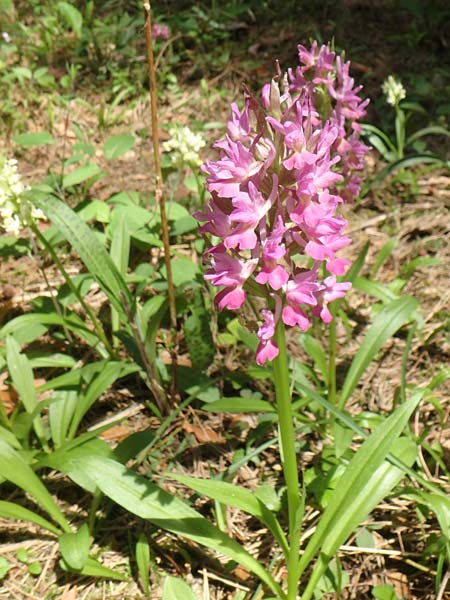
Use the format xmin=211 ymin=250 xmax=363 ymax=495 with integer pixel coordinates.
xmin=0 ymin=155 xmax=45 ymax=235
xmin=195 ymin=42 xmax=368 ymax=365
xmin=382 ymin=74 xmax=406 ymax=107
xmin=152 ymin=22 xmax=170 ymax=41
xmin=162 ymin=125 xmax=206 ymax=168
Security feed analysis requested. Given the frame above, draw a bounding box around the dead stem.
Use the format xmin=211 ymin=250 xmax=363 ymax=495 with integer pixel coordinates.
xmin=143 ymin=1 xmax=179 ymax=407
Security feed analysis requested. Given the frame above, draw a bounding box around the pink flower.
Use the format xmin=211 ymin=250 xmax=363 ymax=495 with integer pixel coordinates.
xmin=196 ymin=42 xmax=369 ymax=364
xmin=152 ymin=23 xmax=170 ymax=40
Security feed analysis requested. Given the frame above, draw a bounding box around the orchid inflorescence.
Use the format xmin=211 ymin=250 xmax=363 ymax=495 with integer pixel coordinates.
xmin=195 ymin=42 xmax=369 ymax=365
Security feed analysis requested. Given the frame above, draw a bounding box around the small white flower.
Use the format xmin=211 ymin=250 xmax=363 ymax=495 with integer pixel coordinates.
xmin=1 ymin=31 xmax=11 ymax=43
xmin=163 ymin=125 xmax=206 ymax=167
xmin=382 ymin=75 xmax=406 ymax=107
xmin=0 ymin=156 xmax=46 ymax=235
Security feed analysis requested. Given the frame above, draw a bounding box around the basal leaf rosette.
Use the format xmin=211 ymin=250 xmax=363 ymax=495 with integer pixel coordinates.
xmin=195 ymin=43 xmax=369 ymax=366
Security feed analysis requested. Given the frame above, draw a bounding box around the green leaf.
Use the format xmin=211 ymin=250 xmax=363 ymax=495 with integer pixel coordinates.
xmin=0 ymin=439 xmax=71 ymax=533
xmin=171 ymin=474 xmax=288 ymax=555
xmin=49 ymin=390 xmax=78 ymax=447
xmin=68 ymin=361 xmax=139 ymax=439
xmin=136 ymin=533 xmax=151 ymax=595
xmin=59 ymin=556 xmax=127 ymax=580
xmin=163 ymin=576 xmax=200 ymax=600
xmin=40 ymin=438 xmax=114 ymax=494
xmin=352 ymin=277 xmax=398 ymax=303
xmin=62 ymin=163 xmax=103 ymax=188
xmin=298 ymin=397 xmax=420 ymax=590
xmin=203 ymin=397 xmax=275 ymax=413
xmin=34 ymin=193 xmax=134 ymax=315
xmin=339 ymin=296 xmax=419 ymax=408
xmin=406 ymin=125 xmax=450 ymax=145
xmin=0 ymin=501 xmax=61 ymax=535
xmin=68 ymin=455 xmax=283 ymax=597
xmin=299 ymin=333 xmax=328 ymax=384
xmin=59 ymin=524 xmax=90 ymax=571
xmin=6 ymin=336 xmax=46 ymax=446
xmin=370 ymin=239 xmax=398 ymax=279
xmin=13 ymin=131 xmax=55 ymax=147
xmin=28 ymin=561 xmax=42 ymax=576
xmin=0 ymin=556 xmax=11 ymax=579
xmin=161 ymin=257 xmax=200 ymax=287
xmin=103 ymin=134 xmax=135 ymax=160
xmin=372 ymin=584 xmax=401 ymax=600
xmin=57 ymin=1 xmax=83 ymax=37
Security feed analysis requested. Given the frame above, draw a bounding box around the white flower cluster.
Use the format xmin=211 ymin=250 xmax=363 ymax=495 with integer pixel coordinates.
xmin=0 ymin=156 xmax=45 ymax=235
xmin=162 ymin=125 xmax=205 ymax=167
xmin=382 ymin=75 xmax=406 ymax=107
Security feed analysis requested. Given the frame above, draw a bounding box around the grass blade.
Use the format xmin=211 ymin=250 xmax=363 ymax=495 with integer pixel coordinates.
xmin=339 ymin=296 xmax=418 ymax=408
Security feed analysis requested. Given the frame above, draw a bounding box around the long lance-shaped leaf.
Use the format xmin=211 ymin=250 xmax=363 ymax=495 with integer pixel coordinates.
xmin=34 ymin=193 xmax=134 ymax=315
xmin=0 ymin=439 xmax=71 ymax=532
xmin=300 ymin=437 xmax=417 ymax=600
xmin=297 ymin=395 xmax=420 ymax=584
xmin=0 ymin=501 xmax=62 ymax=535
xmin=339 ymin=296 xmax=418 ymax=408
xmin=295 ymin=384 xmax=448 ymax=500
xmin=0 ymin=312 xmax=108 ymax=355
xmin=6 ymin=336 xmax=46 ymax=447
xmin=171 ymin=474 xmax=288 ymax=557
xmin=67 ymin=455 xmax=285 ymax=599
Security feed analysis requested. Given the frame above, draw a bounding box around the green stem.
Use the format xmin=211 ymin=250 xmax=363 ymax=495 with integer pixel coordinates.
xmin=273 ymin=321 xmax=301 ymax=600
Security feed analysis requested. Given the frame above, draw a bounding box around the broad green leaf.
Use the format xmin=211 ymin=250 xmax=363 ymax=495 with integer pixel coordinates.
xmin=13 ymin=131 xmax=54 ymax=147
xmin=59 ymin=556 xmax=126 ymax=580
xmin=49 ymin=390 xmax=78 ymax=447
xmin=373 ymin=155 xmax=448 ymax=186
xmin=0 ymin=439 xmax=71 ymax=532
xmin=163 ymin=576 xmax=200 ymax=600
xmin=6 ymin=336 xmax=46 ymax=446
xmin=352 ymin=277 xmax=398 ymax=303
xmin=0 ymin=501 xmax=61 ymax=535
xmin=136 ymin=533 xmax=151 ymax=595
xmin=68 ymin=455 xmax=283 ymax=597
xmin=372 ymin=584 xmax=401 ymax=600
xmin=227 ymin=318 xmax=258 ymax=352
xmin=103 ymin=134 xmax=135 ymax=160
xmin=57 ymin=1 xmax=83 ymax=37
xmin=40 ymin=438 xmax=114 ymax=493
xmin=0 ymin=556 xmax=10 ymax=579
xmin=339 ymin=296 xmax=418 ymax=408
xmin=62 ymin=163 xmax=103 ymax=188
xmin=28 ymin=353 xmax=77 ymax=369
xmin=34 ymin=193 xmax=134 ymax=314
xmin=59 ymin=523 xmax=90 ymax=570
xmin=298 ymin=397 xmax=420 ymax=587
xmin=414 ymin=492 xmax=450 ymax=543
xmin=407 ymin=125 xmax=450 ymax=145
xmin=0 ymin=425 xmax=20 ymax=449
xmin=203 ymin=397 xmax=275 ymax=413
xmin=68 ymin=361 xmax=139 ymax=438
xmin=171 ymin=474 xmax=288 ymax=555
xmin=0 ymin=311 xmax=106 ymax=355
xmin=160 ymin=257 xmax=200 ymax=287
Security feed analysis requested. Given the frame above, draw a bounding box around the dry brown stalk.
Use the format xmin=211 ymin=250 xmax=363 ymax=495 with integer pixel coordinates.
xmin=143 ymin=1 xmax=179 ymax=408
